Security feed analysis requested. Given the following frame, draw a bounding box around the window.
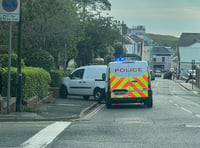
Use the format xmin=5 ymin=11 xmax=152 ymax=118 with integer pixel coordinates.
xmin=71 ymin=69 xmax=84 ymax=79
xmin=162 ymin=57 xmax=165 ymax=62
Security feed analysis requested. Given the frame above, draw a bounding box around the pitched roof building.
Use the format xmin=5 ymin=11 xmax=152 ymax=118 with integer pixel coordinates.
xmin=177 ymin=33 xmax=200 ymax=77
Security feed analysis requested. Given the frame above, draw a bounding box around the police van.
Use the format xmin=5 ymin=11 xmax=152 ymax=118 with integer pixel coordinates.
xmin=105 ymin=61 xmax=153 ymax=108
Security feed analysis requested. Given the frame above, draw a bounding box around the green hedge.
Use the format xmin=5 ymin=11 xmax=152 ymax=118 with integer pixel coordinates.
xmin=1 ymin=67 xmax=50 ymax=101
xmin=0 ymin=53 xmax=25 ymax=68
xmin=49 ymin=69 xmax=70 ymax=87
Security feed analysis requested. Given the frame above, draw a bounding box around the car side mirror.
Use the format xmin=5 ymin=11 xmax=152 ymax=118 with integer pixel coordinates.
xmin=102 ymin=73 xmax=106 ymax=81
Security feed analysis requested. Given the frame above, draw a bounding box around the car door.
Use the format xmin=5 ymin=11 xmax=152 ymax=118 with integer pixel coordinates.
xmin=68 ymin=68 xmax=86 ymax=95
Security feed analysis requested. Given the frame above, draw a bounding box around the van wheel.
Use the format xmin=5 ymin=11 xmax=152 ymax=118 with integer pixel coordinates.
xmin=106 ymin=101 xmax=112 ymax=108
xmin=94 ymin=88 xmax=102 ymax=103
xmin=59 ymin=85 xmax=68 ymax=98
xmin=146 ymin=91 xmax=153 ymax=108
xmin=83 ymin=96 xmax=89 ymax=100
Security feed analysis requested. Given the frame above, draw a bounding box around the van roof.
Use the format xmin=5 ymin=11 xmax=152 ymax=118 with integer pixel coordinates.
xmin=76 ymin=65 xmax=107 ymax=69
xmin=109 ymin=61 xmax=148 ymax=65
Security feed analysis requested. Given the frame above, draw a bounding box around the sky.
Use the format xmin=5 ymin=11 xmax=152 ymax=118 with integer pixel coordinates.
xmin=106 ymin=0 xmax=200 ymax=37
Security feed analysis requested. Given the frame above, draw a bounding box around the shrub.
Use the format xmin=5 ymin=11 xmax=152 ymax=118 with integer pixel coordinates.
xmin=49 ymin=69 xmax=70 ymax=87
xmin=0 ymin=53 xmax=18 ymax=67
xmin=23 ymin=49 xmax=54 ymax=72
xmin=1 ymin=67 xmax=49 ymax=101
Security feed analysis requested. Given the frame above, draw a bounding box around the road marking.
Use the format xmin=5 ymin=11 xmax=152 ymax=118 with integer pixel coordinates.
xmin=174 ymin=103 xmax=179 ymax=107
xmin=79 ymin=104 xmax=104 ymax=120
xmin=185 ymin=124 xmax=200 ymax=128
xmin=155 ymin=82 xmax=159 ymax=87
xmin=195 ymin=114 xmax=200 ymax=118
xmin=180 ymin=107 xmax=193 ymax=114
xmin=21 ymin=121 xmax=71 ymax=148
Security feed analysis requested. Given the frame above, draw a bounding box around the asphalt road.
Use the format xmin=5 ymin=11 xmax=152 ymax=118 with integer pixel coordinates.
xmin=1 ymin=78 xmax=200 ymax=148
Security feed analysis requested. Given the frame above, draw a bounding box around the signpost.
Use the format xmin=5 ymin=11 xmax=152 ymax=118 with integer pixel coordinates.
xmin=191 ymin=59 xmax=195 ymax=90
xmin=0 ymin=0 xmax=20 ymax=21
xmin=0 ymin=0 xmax=20 ymax=113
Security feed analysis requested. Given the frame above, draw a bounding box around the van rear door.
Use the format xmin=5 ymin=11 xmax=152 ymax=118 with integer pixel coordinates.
xmin=128 ymin=62 xmax=148 ymax=98
xmin=109 ymin=61 xmax=149 ymax=99
xmin=109 ymin=62 xmax=129 ymax=98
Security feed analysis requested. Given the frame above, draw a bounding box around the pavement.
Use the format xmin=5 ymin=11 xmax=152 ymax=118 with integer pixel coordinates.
xmin=0 ymin=96 xmax=99 ymax=122
xmin=0 ymin=79 xmax=200 ymax=122
xmin=175 ymin=79 xmax=200 ymax=95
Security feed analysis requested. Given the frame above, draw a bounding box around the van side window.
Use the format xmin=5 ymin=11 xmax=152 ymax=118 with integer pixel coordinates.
xmin=71 ymin=69 xmax=84 ymax=79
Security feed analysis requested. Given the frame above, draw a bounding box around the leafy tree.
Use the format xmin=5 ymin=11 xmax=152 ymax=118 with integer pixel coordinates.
xmin=113 ymin=42 xmax=127 ymax=59
xmin=23 ymin=49 xmax=54 ymax=72
xmin=76 ymin=16 xmax=122 ymax=66
xmin=22 ymin=0 xmax=80 ymax=68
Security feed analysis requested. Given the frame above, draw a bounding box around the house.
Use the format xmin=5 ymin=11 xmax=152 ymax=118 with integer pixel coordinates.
xmin=177 ymin=33 xmax=200 ymax=77
xmin=152 ymin=46 xmax=171 ymax=72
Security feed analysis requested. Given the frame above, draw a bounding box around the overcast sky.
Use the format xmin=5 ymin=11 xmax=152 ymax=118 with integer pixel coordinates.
xmin=107 ymin=0 xmax=200 ymax=37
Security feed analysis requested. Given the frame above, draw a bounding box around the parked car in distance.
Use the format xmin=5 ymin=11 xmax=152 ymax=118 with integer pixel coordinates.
xmin=155 ymin=70 xmax=161 ymax=77
xmin=149 ymin=70 xmax=155 ymax=80
xmin=60 ymin=65 xmax=107 ymax=103
xmin=163 ymin=71 xmax=172 ymax=79
xmin=187 ymin=69 xmax=196 ymax=79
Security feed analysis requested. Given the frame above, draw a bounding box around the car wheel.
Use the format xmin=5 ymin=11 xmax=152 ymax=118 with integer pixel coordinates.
xmin=59 ymin=85 xmax=68 ymax=98
xmin=83 ymin=96 xmax=89 ymax=100
xmin=94 ymin=88 xmax=102 ymax=103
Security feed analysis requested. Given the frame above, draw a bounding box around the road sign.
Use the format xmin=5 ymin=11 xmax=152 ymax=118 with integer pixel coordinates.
xmin=0 ymin=0 xmax=20 ymax=22
xmin=192 ymin=59 xmax=195 ymax=65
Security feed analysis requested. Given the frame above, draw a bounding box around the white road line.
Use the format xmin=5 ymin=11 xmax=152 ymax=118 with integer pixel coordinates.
xmin=180 ymin=107 xmax=193 ymax=114
xmin=195 ymin=114 xmax=200 ymax=118
xmin=155 ymin=82 xmax=159 ymax=87
xmin=174 ymin=103 xmax=179 ymax=107
xmin=185 ymin=124 xmax=200 ymax=128
xmin=21 ymin=121 xmax=71 ymax=148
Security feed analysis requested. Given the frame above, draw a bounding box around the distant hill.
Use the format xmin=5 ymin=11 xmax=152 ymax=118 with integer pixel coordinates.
xmin=146 ymin=33 xmax=179 ymax=50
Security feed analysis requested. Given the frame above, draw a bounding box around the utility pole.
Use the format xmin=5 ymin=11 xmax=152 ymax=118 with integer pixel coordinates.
xmin=16 ymin=0 xmax=22 ymax=112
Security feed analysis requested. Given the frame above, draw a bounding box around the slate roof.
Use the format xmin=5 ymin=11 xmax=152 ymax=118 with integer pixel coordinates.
xmin=178 ymin=33 xmax=200 ymax=47
xmin=129 ymin=35 xmax=143 ymax=43
xmin=152 ymin=46 xmax=171 ymax=55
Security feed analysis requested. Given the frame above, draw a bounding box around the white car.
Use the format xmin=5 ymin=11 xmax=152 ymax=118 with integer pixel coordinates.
xmin=60 ymin=65 xmax=107 ymax=103
xmin=155 ymin=70 xmax=161 ymax=77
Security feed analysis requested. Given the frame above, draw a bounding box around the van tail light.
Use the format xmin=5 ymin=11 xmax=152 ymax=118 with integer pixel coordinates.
xmin=108 ymin=68 xmax=110 ymax=89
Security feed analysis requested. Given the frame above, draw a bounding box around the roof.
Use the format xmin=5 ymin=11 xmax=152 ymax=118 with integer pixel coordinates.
xmin=178 ymin=33 xmax=200 ymax=47
xmin=152 ymin=46 xmax=171 ymax=55
xmin=129 ymin=35 xmax=143 ymax=43
xmin=124 ymin=36 xmax=137 ymax=44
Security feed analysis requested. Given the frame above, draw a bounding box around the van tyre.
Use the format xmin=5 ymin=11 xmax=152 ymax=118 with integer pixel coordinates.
xmin=59 ymin=85 xmax=68 ymax=98
xmin=106 ymin=101 xmax=112 ymax=108
xmin=94 ymin=88 xmax=102 ymax=104
xmin=146 ymin=90 xmax=153 ymax=108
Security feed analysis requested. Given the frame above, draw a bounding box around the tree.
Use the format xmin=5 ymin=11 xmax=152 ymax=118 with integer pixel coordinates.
xmin=22 ymin=0 xmax=80 ymax=68
xmin=113 ymin=42 xmax=127 ymax=59
xmin=23 ymin=49 xmax=54 ymax=72
xmin=76 ymin=16 xmax=122 ymax=66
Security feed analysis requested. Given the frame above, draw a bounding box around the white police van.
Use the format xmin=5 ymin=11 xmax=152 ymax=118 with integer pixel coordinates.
xmin=60 ymin=65 xmax=107 ymax=103
xmin=105 ymin=60 xmax=153 ymax=108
